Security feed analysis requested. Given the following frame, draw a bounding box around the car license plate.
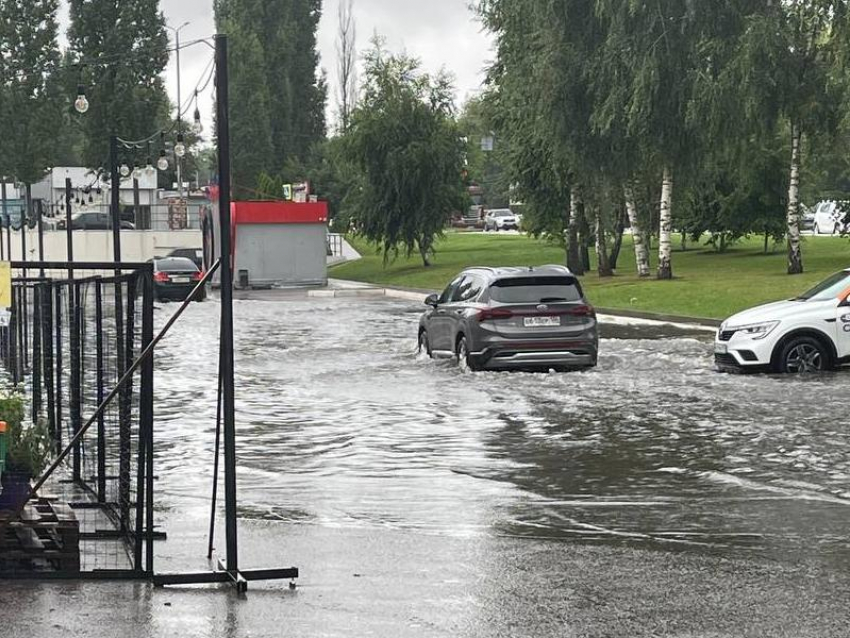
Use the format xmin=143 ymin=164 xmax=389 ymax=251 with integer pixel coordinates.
xmin=172 ymin=276 xmax=190 ymax=284
xmin=715 ymin=343 xmax=728 ymax=354
xmin=524 ymin=316 xmax=560 ymax=327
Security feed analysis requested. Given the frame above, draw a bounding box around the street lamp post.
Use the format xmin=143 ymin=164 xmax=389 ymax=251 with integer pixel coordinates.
xmin=167 ymin=21 xmax=190 ymax=204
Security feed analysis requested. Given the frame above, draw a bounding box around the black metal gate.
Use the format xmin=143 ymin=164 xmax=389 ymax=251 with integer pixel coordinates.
xmin=1 ymin=261 xmax=155 ymax=577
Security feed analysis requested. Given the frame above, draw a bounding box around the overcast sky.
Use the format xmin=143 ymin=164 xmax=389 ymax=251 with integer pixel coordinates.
xmin=58 ymin=0 xmax=494 ymax=132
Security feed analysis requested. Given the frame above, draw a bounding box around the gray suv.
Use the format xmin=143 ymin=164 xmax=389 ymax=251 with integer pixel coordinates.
xmin=418 ymin=266 xmax=599 ymax=371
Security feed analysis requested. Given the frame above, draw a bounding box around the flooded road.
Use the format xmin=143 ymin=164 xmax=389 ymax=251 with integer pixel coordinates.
xmin=153 ymin=297 xmax=850 ymax=572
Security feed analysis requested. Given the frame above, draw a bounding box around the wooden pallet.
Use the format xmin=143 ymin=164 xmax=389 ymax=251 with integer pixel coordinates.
xmin=0 ymin=498 xmax=80 ymax=575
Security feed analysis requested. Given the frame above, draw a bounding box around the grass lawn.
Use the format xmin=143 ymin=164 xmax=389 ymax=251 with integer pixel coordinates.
xmin=330 ymin=232 xmax=850 ymax=320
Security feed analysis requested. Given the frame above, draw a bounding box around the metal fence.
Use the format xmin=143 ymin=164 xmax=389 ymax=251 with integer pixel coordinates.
xmin=1 ymin=262 xmax=155 ymax=577
xmin=35 ymin=201 xmax=209 ymax=232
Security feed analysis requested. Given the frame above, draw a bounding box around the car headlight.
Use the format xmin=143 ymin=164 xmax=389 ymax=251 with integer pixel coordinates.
xmin=728 ymin=321 xmax=780 ymax=340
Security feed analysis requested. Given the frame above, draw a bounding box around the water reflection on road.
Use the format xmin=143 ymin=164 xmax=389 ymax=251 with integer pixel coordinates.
xmin=153 ymin=298 xmax=850 ymax=570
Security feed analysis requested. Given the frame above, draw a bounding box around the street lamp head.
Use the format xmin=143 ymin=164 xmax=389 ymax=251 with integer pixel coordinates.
xmin=175 ymin=133 xmax=186 ymax=158
xmin=74 ymin=86 xmax=89 ymax=114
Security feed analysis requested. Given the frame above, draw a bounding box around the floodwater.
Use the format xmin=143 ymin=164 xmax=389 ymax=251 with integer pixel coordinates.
xmin=152 ymin=297 xmax=850 ymax=572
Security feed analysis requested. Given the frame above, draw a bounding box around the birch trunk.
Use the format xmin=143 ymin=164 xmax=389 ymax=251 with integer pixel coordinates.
xmin=595 ymin=206 xmax=613 ymax=277
xmin=609 ymin=207 xmax=626 ymax=270
xmin=624 ymin=183 xmax=650 ymax=277
xmin=786 ymin=122 xmax=803 ymax=275
xmin=567 ymin=188 xmax=584 ymax=275
xmin=657 ymin=166 xmax=674 ymax=280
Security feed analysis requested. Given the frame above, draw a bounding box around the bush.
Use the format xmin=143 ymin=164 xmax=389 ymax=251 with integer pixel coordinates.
xmin=0 ymin=393 xmax=50 ymax=477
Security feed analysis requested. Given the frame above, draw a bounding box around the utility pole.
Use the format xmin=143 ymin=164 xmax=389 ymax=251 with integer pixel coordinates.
xmin=167 ymin=21 xmax=190 ymax=203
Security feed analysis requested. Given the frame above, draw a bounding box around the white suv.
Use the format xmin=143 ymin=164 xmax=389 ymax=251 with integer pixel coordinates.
xmin=715 ymin=269 xmax=850 ymax=373
xmin=812 ymin=201 xmax=849 ymax=235
xmin=484 ymin=209 xmax=520 ymax=232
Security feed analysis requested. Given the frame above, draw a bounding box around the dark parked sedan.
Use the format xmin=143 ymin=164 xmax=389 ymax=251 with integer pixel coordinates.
xmin=418 ymin=265 xmax=598 ymax=371
xmin=57 ymin=211 xmax=135 ymax=230
xmin=152 ymin=257 xmax=205 ymax=302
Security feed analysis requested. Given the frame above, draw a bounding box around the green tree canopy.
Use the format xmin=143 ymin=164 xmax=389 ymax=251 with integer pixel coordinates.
xmin=216 ymin=0 xmax=327 ymax=196
xmin=67 ymin=0 xmax=170 ymax=170
xmin=344 ymin=41 xmax=467 ymax=267
xmin=0 ymin=0 xmax=63 ymax=185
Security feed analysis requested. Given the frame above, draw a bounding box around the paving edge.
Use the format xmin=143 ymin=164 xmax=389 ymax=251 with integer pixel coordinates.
xmin=329 ymin=279 xmax=722 ymax=329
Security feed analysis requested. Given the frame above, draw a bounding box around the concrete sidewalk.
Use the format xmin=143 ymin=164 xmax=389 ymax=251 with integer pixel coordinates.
xmin=4 ymin=509 xmax=848 ymax=638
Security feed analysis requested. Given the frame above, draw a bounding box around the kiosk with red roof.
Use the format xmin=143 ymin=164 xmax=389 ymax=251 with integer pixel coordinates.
xmin=202 ymin=199 xmax=329 ymax=288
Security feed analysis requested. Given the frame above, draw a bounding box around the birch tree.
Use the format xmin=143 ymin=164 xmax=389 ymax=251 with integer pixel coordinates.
xmin=624 ymin=183 xmax=650 ymax=277
xmin=736 ymin=1 xmax=850 ymax=274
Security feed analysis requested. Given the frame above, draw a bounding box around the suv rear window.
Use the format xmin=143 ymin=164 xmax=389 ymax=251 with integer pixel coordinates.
xmin=490 ymin=277 xmax=582 ymax=304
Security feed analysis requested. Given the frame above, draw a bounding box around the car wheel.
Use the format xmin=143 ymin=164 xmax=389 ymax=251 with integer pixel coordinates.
xmin=418 ymin=330 xmax=432 ymax=358
xmin=456 ymin=336 xmax=480 ymax=372
xmin=777 ymin=336 xmax=830 ymax=374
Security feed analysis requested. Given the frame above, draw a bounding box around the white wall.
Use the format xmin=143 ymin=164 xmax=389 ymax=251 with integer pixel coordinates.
xmin=3 ymin=229 xmax=202 ymax=263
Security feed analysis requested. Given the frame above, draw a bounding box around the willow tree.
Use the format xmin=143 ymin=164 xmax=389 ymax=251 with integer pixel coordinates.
xmin=344 ymin=42 xmax=467 ymax=267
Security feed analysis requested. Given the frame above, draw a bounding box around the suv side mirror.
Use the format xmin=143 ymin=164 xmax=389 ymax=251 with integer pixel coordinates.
xmin=425 ymin=294 xmax=439 ymax=307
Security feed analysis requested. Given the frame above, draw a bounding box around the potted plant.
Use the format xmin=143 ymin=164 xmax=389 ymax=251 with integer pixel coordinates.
xmin=0 ymin=394 xmax=50 ymax=513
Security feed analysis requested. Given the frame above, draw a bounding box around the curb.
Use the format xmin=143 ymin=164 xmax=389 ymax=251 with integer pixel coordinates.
xmin=329 ymin=279 xmax=721 ymax=329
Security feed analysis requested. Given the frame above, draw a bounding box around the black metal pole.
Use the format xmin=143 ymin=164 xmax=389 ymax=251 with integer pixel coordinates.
xmin=54 ymin=285 xmax=63 ymax=454
xmin=31 ymin=285 xmax=42 ymax=423
xmin=133 ymin=178 xmax=140 ymax=228
xmin=141 ymin=271 xmax=155 ymax=575
xmin=95 ymin=280 xmax=106 ymax=502
xmin=21 ymin=184 xmax=29 ymax=270
xmin=111 ymin=136 xmax=122 ymax=263
xmin=43 ymin=283 xmax=56 ymax=449
xmin=8 ymin=286 xmax=17 ymax=386
xmin=36 ymin=200 xmax=44 ymax=276
xmin=65 ymin=178 xmax=74 ymax=264
xmin=2 ymin=181 xmax=11 ymax=263
xmin=215 ymin=34 xmax=240 ymax=577
xmin=71 ymin=280 xmax=82 ymax=481
xmin=0 ymin=181 xmax=6 ymax=261
xmin=21 ymin=185 xmax=30 ymax=369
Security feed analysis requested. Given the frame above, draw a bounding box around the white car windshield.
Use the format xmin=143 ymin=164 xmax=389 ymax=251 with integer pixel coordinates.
xmin=796 ymin=271 xmax=850 ymax=301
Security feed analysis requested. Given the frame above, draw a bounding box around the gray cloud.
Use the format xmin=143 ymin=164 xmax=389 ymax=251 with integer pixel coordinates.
xmin=58 ymin=0 xmax=493 ymax=131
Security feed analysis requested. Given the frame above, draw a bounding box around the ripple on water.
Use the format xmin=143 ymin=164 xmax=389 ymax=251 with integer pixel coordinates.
xmin=151 ymin=298 xmax=850 ymax=569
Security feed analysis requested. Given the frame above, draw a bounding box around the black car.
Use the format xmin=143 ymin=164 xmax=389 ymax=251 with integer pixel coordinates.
xmin=165 ymin=247 xmax=204 ymax=270
xmin=57 ymin=211 xmax=135 ymax=230
xmin=152 ymin=257 xmax=205 ymax=302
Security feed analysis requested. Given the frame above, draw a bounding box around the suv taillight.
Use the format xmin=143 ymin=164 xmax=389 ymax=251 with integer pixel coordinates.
xmin=568 ymin=305 xmax=596 ymax=318
xmin=477 ymin=308 xmax=514 ymax=322
xmin=154 ymin=272 xmax=169 ymax=283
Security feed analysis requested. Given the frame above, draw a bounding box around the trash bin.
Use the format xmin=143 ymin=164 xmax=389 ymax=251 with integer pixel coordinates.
xmin=0 ymin=421 xmax=7 ymax=475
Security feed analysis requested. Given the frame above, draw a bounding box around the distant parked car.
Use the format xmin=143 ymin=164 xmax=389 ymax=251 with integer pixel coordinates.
xmin=57 ymin=211 xmax=135 ymax=231
xmin=152 ymin=257 xmax=205 ymax=302
xmin=800 ymin=204 xmax=815 ymax=232
xmin=812 ymin=201 xmax=849 ymax=235
xmin=483 ymin=209 xmax=520 ymax=232
xmin=715 ymin=268 xmax=850 ymax=373
xmin=418 ymin=265 xmax=598 ymax=371
xmin=166 ymin=247 xmax=204 ymax=270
